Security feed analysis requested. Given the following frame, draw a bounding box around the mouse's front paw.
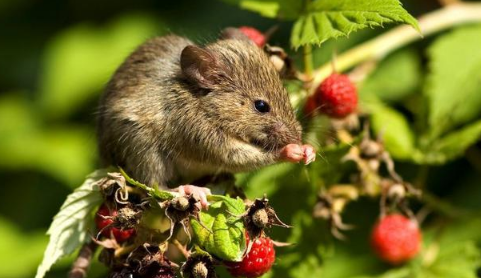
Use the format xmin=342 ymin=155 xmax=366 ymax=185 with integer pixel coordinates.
xmin=280 ymin=144 xmax=316 ymax=165
xmin=302 ymin=144 xmax=316 ymax=164
xmin=175 ymin=185 xmax=212 ymax=209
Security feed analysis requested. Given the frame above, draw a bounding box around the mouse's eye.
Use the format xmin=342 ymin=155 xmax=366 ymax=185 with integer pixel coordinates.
xmin=254 ymin=100 xmax=270 ymax=113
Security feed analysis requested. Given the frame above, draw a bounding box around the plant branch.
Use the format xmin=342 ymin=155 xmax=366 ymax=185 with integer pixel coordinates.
xmin=119 ymin=167 xmax=174 ymax=201
xmin=303 ymin=44 xmax=314 ymax=82
xmin=68 ymin=242 xmax=97 ymax=278
xmin=172 ymin=239 xmax=190 ymax=259
xmin=309 ymin=2 xmax=481 ymax=94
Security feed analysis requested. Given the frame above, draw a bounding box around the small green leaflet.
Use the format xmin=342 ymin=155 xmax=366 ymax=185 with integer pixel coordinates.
xmin=191 ymin=195 xmax=246 ymax=261
xmin=35 ymin=170 xmax=105 ymax=278
xmin=416 ymin=120 xmax=481 ymax=165
xmin=291 ymin=0 xmax=419 ymax=48
xmin=369 ymin=102 xmax=415 ymax=160
xmin=425 ymin=24 xmax=481 ymax=137
xmin=360 ymin=49 xmax=421 ymax=103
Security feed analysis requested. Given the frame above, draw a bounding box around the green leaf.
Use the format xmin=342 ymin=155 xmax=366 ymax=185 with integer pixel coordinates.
xmin=418 ymin=120 xmax=481 ymax=164
xmin=360 ymin=49 xmax=422 ymax=102
xmin=424 ymin=241 xmax=480 ymax=278
xmin=39 ymin=14 xmax=160 ymax=119
xmin=291 ymin=0 xmax=419 ymax=48
xmin=236 ymin=163 xmax=297 ymax=197
xmin=425 ymin=24 xmax=481 ymax=137
xmin=191 ymin=195 xmax=246 ymax=261
xmin=220 ymin=0 xmax=303 ymax=20
xmin=35 ymin=170 xmax=105 ymax=278
xmin=369 ymin=102 xmax=415 ymax=160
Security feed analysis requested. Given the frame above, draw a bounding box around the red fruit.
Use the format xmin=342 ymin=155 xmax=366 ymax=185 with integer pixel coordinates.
xmin=315 ymin=73 xmax=357 ymax=118
xmin=95 ymin=204 xmax=135 ymax=243
xmin=371 ymin=214 xmax=421 ymax=265
xmin=239 ymin=26 xmax=266 ymax=47
xmin=226 ymin=236 xmax=275 ymax=278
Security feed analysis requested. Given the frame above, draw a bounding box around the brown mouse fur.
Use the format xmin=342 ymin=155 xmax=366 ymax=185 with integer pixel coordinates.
xmin=97 ymin=35 xmax=302 ymax=188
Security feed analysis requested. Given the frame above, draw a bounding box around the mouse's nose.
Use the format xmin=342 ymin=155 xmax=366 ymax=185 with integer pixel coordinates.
xmin=270 ymin=121 xmax=301 ymax=146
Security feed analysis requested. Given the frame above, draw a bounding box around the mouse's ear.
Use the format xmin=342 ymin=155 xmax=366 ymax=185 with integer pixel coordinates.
xmin=180 ymin=45 xmax=226 ymax=89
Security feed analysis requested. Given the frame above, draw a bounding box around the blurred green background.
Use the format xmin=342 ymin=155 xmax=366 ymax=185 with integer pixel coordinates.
xmin=1 ymin=0 xmax=480 ymax=277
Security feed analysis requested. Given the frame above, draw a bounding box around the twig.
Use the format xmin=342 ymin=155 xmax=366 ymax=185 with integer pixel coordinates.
xmin=414 ymin=165 xmax=430 ymax=189
xmin=303 ymin=44 xmax=314 ymax=83
xmin=308 ymin=2 xmax=481 ymax=95
xmin=172 ymin=239 xmax=190 ymax=259
xmin=422 ymin=192 xmax=466 ymax=218
xmin=68 ymin=242 xmax=97 ymax=278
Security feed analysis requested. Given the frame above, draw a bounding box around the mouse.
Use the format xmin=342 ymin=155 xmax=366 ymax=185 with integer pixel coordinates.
xmin=96 ymin=32 xmax=315 ymax=207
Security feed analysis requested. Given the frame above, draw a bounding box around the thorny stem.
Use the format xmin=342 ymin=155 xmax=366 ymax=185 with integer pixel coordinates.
xmin=421 ymin=191 xmax=476 ymax=218
xmin=119 ymin=167 xmax=155 ymax=194
xmin=308 ymin=2 xmax=481 ymax=94
xmin=119 ymin=167 xmax=174 ymax=201
xmin=68 ymin=242 xmax=97 ymax=278
xmin=302 ymin=0 xmax=314 ymax=87
xmin=414 ymin=165 xmax=430 ymax=189
xmin=303 ymin=44 xmax=314 ymax=84
xmin=114 ymin=244 xmax=136 ymax=258
xmin=172 ymin=239 xmax=190 ymax=259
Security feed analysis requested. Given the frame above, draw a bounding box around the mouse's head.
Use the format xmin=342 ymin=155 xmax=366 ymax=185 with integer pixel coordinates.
xmin=180 ymin=39 xmax=302 ymax=158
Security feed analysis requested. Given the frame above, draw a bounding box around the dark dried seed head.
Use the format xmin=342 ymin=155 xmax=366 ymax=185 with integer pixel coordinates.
xmin=244 ymin=197 xmax=290 ymax=240
xmin=172 ymin=196 xmax=190 ymax=211
xmin=360 ymin=140 xmax=383 ymax=158
xmin=387 ymin=183 xmax=406 ymax=200
xmin=181 ymin=253 xmax=217 ymax=278
xmin=165 ymin=194 xmax=202 ymax=241
xmin=116 ymin=207 xmax=141 ymax=229
xmin=252 ymin=208 xmax=269 ymax=228
xmin=192 ymin=262 xmax=209 ymax=278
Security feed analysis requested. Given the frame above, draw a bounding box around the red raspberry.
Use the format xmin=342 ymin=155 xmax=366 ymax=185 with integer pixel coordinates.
xmin=315 ymin=73 xmax=357 ymax=118
xmin=95 ymin=204 xmax=135 ymax=243
xmin=226 ymin=236 xmax=275 ymax=278
xmin=239 ymin=26 xmax=266 ymax=47
xmin=371 ymin=214 xmax=421 ymax=265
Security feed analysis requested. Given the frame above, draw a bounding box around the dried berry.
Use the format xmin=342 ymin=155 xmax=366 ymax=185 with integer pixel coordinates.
xmin=192 ymin=262 xmax=209 ymax=278
xmin=226 ymin=235 xmax=275 ymax=278
xmin=163 ymin=194 xmax=202 ymax=240
xmin=238 ymin=26 xmax=266 ymax=47
xmin=133 ymin=245 xmax=175 ymax=278
xmin=171 ymin=196 xmax=190 ymax=211
xmin=244 ymin=197 xmax=290 ymax=240
xmin=315 ymin=73 xmax=358 ymax=118
xmin=263 ymin=44 xmax=296 ymax=79
xmin=95 ymin=204 xmax=136 ymax=243
xmin=252 ymin=208 xmax=269 ymax=228
xmin=181 ymin=252 xmax=217 ymax=278
xmin=371 ymin=214 xmax=422 ymax=264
